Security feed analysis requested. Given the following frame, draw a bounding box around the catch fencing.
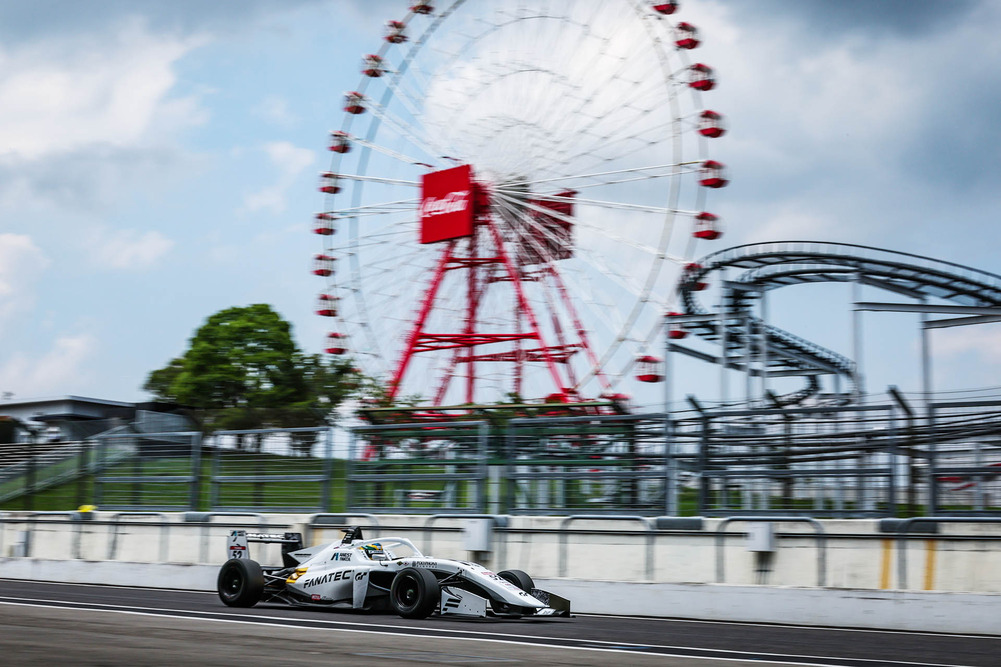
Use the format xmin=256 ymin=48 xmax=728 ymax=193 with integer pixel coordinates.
xmin=347 ymin=421 xmax=488 ymax=514
xmin=504 ymin=413 xmax=669 ymax=515
xmin=2 ymin=398 xmax=1001 ymax=516
xmin=208 ymin=427 xmax=332 ymax=513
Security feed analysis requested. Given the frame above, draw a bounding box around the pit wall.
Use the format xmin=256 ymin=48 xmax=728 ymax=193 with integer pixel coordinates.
xmin=3 ymin=513 xmax=1001 ymax=593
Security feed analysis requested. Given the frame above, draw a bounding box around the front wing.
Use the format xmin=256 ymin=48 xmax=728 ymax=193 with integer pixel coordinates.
xmin=438 ymin=586 xmax=571 ymax=618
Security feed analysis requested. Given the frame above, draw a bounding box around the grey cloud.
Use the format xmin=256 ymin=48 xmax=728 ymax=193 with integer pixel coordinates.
xmin=0 ymin=144 xmax=196 ymax=213
xmin=718 ymin=0 xmax=980 ymax=39
xmin=0 ymin=0 xmax=325 ymax=44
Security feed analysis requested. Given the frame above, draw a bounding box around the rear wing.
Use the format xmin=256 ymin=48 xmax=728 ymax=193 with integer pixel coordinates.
xmin=227 ymin=530 xmax=304 ymax=567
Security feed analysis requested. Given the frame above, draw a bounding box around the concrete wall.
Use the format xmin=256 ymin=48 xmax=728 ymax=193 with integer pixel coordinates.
xmin=2 ymin=512 xmax=1001 ymax=593
xmin=1 ymin=558 xmax=999 ymax=635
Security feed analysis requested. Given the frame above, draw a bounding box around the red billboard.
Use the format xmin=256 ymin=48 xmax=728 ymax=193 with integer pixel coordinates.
xmin=420 ymin=164 xmax=475 ymax=244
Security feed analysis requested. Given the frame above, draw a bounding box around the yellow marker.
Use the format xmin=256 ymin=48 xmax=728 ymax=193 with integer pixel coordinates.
xmin=879 ymin=538 xmax=893 ymax=589
xmin=923 ymin=539 xmax=937 ymax=591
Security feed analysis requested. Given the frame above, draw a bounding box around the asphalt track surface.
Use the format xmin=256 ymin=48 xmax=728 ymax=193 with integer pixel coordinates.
xmin=1 ymin=580 xmax=999 ymax=666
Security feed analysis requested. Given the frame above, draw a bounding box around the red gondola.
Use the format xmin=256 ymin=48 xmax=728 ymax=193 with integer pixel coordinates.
xmin=344 ymin=91 xmax=366 ymax=114
xmin=326 ymin=333 xmax=347 ymax=355
xmin=320 ymin=172 xmax=341 ymax=195
xmin=636 ymin=355 xmax=664 ymax=383
xmin=699 ymin=160 xmax=728 ymax=188
xmin=693 ymin=212 xmax=722 ymax=240
xmin=362 ymin=54 xmax=385 ymax=78
xmin=314 ymin=213 xmax=337 ymax=236
xmin=675 ymin=22 xmax=699 ymax=49
xmin=316 ymin=294 xmax=339 ymax=318
xmin=329 ymin=131 xmax=351 ymax=154
xmin=652 ymin=2 xmax=679 ymax=15
xmin=411 ymin=1 xmax=433 ymax=14
xmin=665 ymin=312 xmax=689 ymax=340
xmin=688 ymin=63 xmax=715 ymax=91
xmin=683 ymin=262 xmax=708 ymax=291
xmin=313 ymin=254 xmax=336 ymax=277
xmin=698 ymin=110 xmax=725 ymax=138
xmin=385 ymin=20 xmax=407 ymax=43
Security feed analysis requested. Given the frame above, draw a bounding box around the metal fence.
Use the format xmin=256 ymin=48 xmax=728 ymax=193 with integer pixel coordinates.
xmin=688 ymin=404 xmax=901 ymax=517
xmin=504 ymin=413 xmax=668 ymax=514
xmin=347 ymin=421 xmax=489 ymax=514
xmin=93 ymin=431 xmax=202 ymax=511
xmin=207 ymin=427 xmax=332 ymax=513
xmin=0 ymin=441 xmax=87 ymax=507
xmin=2 ymin=398 xmax=1001 ymax=517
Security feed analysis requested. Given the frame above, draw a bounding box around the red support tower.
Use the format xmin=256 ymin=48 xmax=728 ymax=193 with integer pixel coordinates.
xmin=385 ymin=165 xmax=610 ymax=404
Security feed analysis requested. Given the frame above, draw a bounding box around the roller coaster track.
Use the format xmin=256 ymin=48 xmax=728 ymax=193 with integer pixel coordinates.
xmin=678 ymin=241 xmax=1001 ymax=405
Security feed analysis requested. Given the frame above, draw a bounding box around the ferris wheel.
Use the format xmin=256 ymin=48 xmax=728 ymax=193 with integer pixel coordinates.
xmin=313 ymin=0 xmax=727 ymax=407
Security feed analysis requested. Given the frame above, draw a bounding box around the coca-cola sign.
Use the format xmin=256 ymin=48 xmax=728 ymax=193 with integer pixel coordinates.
xmin=420 ymin=164 xmax=474 ymax=244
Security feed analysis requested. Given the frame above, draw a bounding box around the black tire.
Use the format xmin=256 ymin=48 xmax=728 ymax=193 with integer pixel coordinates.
xmin=217 ymin=558 xmax=265 ymax=607
xmin=390 ymin=567 xmax=439 ymax=619
xmin=498 ymin=569 xmax=535 ymax=594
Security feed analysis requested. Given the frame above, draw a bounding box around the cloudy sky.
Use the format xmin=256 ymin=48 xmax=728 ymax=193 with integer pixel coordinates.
xmin=1 ymin=0 xmax=999 ymax=409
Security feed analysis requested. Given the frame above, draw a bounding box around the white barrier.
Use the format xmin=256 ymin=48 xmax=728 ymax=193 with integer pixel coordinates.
xmin=1 ymin=558 xmax=998 ymax=634
xmin=4 ymin=511 xmax=1001 ymax=633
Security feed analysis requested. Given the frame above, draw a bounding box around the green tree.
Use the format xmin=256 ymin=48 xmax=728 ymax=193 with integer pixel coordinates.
xmin=144 ymin=304 xmax=360 ymax=444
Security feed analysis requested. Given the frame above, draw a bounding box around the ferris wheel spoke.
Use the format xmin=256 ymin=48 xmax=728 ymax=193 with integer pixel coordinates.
xmin=490 ymin=194 xmax=653 ymax=303
xmin=335 ymin=174 xmax=420 ymax=188
xmin=507 ymin=162 xmax=699 ymax=189
xmin=379 ymin=71 xmax=431 ymax=130
xmin=559 ymin=35 xmax=674 ymax=142
xmin=362 ymin=98 xmax=445 ymax=162
xmin=348 ymin=135 xmax=441 ymax=170
xmin=496 ymin=189 xmax=682 ymax=217
xmin=491 ymin=190 xmax=666 ymax=258
xmin=329 ymin=197 xmax=420 ymax=215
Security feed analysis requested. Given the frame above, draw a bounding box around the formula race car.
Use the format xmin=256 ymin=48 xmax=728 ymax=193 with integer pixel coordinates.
xmin=216 ymin=527 xmax=571 ymax=619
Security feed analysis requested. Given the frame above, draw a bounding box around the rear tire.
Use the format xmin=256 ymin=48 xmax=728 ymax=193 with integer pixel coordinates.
xmin=217 ymin=558 xmax=265 ymax=607
xmin=498 ymin=569 xmax=534 ymax=594
xmin=390 ymin=567 xmax=439 ymax=619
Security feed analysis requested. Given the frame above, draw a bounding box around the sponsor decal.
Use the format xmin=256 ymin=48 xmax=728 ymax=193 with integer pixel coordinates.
xmin=412 ymin=560 xmax=437 ymax=569
xmin=331 ymin=552 xmax=352 ymax=562
xmin=311 ymin=594 xmax=321 ymax=602
xmin=442 ymin=594 xmax=462 ymax=611
xmin=302 ymin=569 xmax=353 ymax=588
xmin=354 ymin=572 xmax=365 ymax=581
xmin=420 ymin=164 xmax=475 ymax=244
xmin=420 ymin=191 xmax=469 ymax=219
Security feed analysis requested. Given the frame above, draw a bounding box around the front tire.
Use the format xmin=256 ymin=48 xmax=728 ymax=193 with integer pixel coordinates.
xmin=498 ymin=569 xmax=534 ymax=593
xmin=390 ymin=567 xmax=439 ymax=619
xmin=217 ymin=558 xmax=265 ymax=607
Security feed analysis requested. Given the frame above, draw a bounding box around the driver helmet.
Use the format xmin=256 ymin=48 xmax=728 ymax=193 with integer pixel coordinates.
xmin=361 ymin=542 xmax=386 ymax=560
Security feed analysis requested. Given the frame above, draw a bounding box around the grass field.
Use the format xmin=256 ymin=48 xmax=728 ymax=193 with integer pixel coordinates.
xmin=0 ymin=452 xmax=350 ymax=513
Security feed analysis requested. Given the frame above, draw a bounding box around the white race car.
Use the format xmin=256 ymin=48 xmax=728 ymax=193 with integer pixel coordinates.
xmin=217 ymin=527 xmax=570 ymax=619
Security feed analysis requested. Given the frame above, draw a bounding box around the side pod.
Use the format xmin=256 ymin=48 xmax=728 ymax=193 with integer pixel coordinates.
xmin=439 ymin=586 xmax=488 ymax=617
